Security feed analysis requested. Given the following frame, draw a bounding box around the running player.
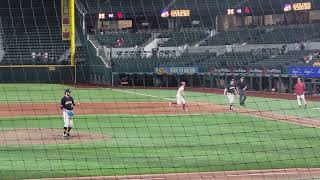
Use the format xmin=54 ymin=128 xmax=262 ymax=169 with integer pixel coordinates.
xmin=224 ymin=79 xmax=238 ymax=110
xmin=176 ymin=81 xmax=187 ymax=111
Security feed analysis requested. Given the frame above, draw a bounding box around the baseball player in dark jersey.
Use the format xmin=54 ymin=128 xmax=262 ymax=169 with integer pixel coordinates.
xmin=224 ymin=79 xmax=238 ymax=110
xmin=60 ymin=89 xmax=79 ymax=139
xmin=237 ymin=77 xmax=247 ymax=107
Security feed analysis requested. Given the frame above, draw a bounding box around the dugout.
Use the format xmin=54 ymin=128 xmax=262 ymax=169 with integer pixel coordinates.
xmin=111 ymin=72 xmax=320 ymax=95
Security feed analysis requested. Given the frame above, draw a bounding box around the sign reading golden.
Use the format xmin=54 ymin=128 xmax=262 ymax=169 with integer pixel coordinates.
xmin=170 ymin=10 xmax=190 ymax=17
xmin=293 ymin=2 xmax=312 ymax=11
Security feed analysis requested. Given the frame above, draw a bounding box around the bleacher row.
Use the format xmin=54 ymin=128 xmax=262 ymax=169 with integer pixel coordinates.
xmin=96 ymin=23 xmax=320 ymax=48
xmin=112 ymin=50 xmax=318 ymax=73
xmin=203 ymin=24 xmax=320 ymax=46
xmin=0 ymin=0 xmax=86 ymax=65
xmin=96 ymin=32 xmax=151 ymax=47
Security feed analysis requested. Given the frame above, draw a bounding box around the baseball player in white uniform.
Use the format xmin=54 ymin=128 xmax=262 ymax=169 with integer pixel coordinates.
xmin=224 ymin=79 xmax=238 ymax=110
xmin=172 ymin=81 xmax=187 ymax=111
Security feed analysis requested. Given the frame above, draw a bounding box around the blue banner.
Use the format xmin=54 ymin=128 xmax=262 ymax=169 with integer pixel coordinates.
xmin=288 ymin=66 xmax=320 ymax=77
xmin=154 ymin=67 xmax=199 ymax=75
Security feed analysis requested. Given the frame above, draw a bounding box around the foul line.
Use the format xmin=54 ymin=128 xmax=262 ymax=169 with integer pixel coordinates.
xmin=111 ymin=88 xmax=175 ymax=101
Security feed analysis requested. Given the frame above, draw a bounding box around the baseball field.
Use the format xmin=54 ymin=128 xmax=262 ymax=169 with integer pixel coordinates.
xmin=1 ymin=84 xmax=320 ymax=179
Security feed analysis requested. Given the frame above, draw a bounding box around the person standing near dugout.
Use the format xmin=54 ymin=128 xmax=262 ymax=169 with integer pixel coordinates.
xmin=294 ymin=78 xmax=307 ymax=108
xmin=237 ymin=77 xmax=247 ymax=107
xmin=60 ymin=89 xmax=79 ymax=139
xmin=224 ymin=79 xmax=238 ymax=110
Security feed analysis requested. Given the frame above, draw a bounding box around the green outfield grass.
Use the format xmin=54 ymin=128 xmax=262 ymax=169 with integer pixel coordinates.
xmin=0 ymin=84 xmax=319 ymax=121
xmin=1 ymin=114 xmax=320 ymax=179
xmin=0 ymin=84 xmax=320 ymax=179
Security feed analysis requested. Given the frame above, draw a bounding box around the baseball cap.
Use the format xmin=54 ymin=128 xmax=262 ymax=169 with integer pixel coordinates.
xmin=64 ymin=89 xmax=72 ymax=93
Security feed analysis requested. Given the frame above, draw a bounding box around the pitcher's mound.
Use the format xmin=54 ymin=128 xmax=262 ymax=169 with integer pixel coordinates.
xmin=0 ymin=128 xmax=110 ymax=145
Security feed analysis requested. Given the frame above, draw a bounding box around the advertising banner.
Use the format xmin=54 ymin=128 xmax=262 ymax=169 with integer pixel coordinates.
xmin=61 ymin=0 xmax=70 ymax=40
xmin=288 ymin=66 xmax=320 ymax=77
xmin=154 ymin=67 xmax=199 ymax=75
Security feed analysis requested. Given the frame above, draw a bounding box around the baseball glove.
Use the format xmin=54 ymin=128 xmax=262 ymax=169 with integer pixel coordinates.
xmin=66 ymin=110 xmax=74 ymax=117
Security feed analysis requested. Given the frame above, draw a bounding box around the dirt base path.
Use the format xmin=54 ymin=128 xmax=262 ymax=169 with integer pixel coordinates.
xmin=33 ymin=168 xmax=320 ymax=180
xmin=0 ymin=102 xmax=227 ymax=116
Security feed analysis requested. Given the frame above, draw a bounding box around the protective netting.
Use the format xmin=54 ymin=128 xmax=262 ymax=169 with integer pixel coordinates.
xmin=0 ymin=0 xmax=320 ymax=179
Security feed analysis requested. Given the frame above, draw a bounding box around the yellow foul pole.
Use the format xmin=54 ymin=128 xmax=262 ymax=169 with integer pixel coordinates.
xmin=69 ymin=0 xmax=75 ymax=66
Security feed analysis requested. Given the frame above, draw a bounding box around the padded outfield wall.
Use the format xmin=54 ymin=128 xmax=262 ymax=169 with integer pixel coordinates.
xmin=0 ymin=65 xmax=85 ymax=83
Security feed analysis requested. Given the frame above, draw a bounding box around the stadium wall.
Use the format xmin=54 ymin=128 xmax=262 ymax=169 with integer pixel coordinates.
xmin=112 ymin=72 xmax=320 ymax=95
xmin=76 ymin=9 xmax=112 ymax=85
xmin=0 ymin=65 xmax=78 ymax=83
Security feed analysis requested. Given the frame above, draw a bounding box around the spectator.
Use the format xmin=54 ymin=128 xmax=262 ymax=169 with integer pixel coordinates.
xmin=43 ymin=52 xmax=48 ymax=59
xmin=31 ymin=52 xmax=36 ymax=59
xmin=116 ymin=37 xmax=125 ymax=47
xmin=314 ymin=51 xmax=320 ymax=60
xmin=36 ymin=52 xmax=42 ymax=62
xmin=120 ymin=77 xmax=129 ymax=86
xmin=308 ymin=53 xmax=313 ymax=61
xmin=304 ymin=56 xmax=309 ymax=63
xmin=300 ymin=43 xmax=305 ymax=50
xmin=316 ymin=85 xmax=320 ymax=95
xmin=120 ymin=37 xmax=124 ymax=45
xmin=41 ymin=52 xmax=48 ymax=63
xmin=280 ymin=45 xmax=287 ymax=55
